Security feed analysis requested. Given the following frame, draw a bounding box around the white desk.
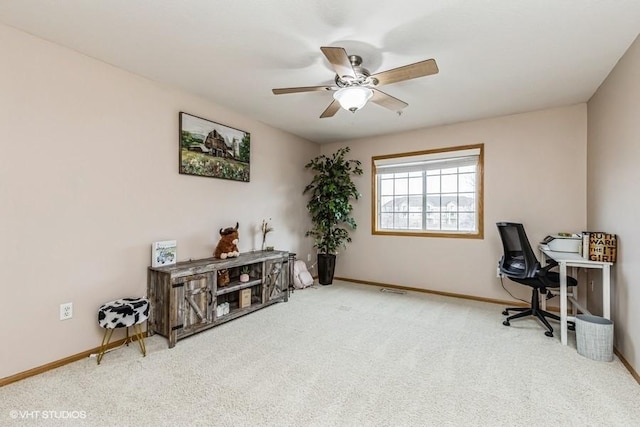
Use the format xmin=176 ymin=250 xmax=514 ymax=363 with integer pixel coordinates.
xmin=539 ymin=245 xmax=613 ymax=346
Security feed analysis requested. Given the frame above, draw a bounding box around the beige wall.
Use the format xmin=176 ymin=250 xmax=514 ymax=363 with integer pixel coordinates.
xmin=587 ymin=35 xmax=640 ymax=373
xmin=0 ymin=24 xmax=318 ymax=379
xmin=323 ymin=105 xmax=587 ymax=301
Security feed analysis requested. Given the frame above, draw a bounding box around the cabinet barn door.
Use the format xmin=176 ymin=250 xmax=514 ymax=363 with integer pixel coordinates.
xmin=264 ymin=258 xmax=288 ymax=301
xmin=176 ymin=274 xmax=212 ymax=337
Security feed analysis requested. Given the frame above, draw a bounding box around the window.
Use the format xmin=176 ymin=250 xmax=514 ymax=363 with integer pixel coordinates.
xmin=372 ymin=144 xmax=484 ymax=238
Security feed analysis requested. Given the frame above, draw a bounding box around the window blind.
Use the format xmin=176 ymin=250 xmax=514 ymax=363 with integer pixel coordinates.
xmin=374 ymin=148 xmax=480 ymax=175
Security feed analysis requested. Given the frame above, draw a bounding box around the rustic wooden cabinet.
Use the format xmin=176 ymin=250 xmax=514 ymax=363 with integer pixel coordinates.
xmin=147 ymin=250 xmax=293 ymax=347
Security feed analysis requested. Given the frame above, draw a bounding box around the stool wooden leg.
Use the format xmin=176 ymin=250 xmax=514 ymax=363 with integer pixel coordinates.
xmin=132 ymin=323 xmax=147 ymax=357
xmin=97 ymin=328 xmax=114 ymax=365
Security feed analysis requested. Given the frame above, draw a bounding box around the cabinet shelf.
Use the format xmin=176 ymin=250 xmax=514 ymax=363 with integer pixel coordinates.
xmin=214 ymin=300 xmax=280 ymax=326
xmin=215 ymin=278 xmax=261 ymax=296
xmin=147 ymin=250 xmax=293 ymax=348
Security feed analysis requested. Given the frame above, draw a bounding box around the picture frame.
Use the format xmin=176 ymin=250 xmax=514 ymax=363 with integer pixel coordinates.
xmin=151 ymin=240 xmax=177 ymax=268
xmin=179 ymin=112 xmax=250 ymax=182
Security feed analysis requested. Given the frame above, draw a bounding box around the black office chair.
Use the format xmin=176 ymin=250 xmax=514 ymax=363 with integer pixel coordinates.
xmin=496 ymin=222 xmax=577 ymax=337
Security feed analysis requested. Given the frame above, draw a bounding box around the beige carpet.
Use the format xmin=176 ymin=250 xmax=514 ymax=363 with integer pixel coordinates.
xmin=1 ymin=281 xmax=639 ymax=426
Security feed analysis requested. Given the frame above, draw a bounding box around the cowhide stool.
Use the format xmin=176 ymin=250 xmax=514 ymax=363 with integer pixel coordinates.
xmin=97 ymin=297 xmax=149 ymax=365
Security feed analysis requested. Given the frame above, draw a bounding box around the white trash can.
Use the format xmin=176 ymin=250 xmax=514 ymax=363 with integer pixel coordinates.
xmin=575 ymin=314 xmax=613 ymax=362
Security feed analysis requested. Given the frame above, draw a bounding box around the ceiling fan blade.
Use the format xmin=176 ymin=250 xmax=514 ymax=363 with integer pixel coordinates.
xmin=272 ymin=85 xmax=335 ymax=95
xmin=370 ymin=59 xmax=438 ymax=86
xmin=320 ymin=46 xmax=356 ymax=79
xmin=320 ymin=100 xmax=341 ymax=118
xmin=371 ymin=89 xmax=408 ymax=111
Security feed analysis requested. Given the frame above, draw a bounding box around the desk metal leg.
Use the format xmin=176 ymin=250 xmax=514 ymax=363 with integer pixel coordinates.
xmin=560 ymin=261 xmax=568 ymax=346
xmin=603 ymin=264 xmax=611 ymax=319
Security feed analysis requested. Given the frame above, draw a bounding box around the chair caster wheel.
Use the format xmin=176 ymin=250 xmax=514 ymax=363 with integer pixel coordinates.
xmin=545 ymin=331 xmax=554 ymax=337
xmin=502 ymin=310 xmax=509 ymax=316
xmin=503 ymin=320 xmax=510 ymax=326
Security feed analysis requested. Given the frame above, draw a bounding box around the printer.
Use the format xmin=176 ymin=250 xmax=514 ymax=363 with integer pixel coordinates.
xmin=542 ymin=233 xmax=582 ymax=253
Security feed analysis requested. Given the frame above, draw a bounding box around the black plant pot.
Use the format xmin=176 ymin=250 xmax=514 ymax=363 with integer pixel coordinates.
xmin=317 ymin=254 xmax=336 ymax=285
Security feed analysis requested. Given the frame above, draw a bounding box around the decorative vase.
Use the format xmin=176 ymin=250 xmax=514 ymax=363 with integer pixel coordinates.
xmin=239 ymin=273 xmax=250 ymax=283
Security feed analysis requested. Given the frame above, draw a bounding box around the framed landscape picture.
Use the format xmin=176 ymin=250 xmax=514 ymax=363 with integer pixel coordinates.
xmin=179 ymin=112 xmax=250 ymax=182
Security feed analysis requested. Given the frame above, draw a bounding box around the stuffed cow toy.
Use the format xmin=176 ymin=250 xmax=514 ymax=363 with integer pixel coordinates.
xmin=214 ymin=222 xmax=240 ymax=259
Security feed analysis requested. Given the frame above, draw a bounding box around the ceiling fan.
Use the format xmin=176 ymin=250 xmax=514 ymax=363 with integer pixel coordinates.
xmin=272 ymin=46 xmax=439 ymax=118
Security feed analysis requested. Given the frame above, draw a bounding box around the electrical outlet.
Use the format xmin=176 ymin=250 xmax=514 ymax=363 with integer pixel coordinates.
xmin=307 ymin=253 xmax=312 ymax=262
xmin=60 ymin=302 xmax=73 ymax=320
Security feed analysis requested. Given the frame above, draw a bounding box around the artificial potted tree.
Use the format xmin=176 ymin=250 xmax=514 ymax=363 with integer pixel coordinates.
xmin=304 ymin=147 xmax=362 ymax=285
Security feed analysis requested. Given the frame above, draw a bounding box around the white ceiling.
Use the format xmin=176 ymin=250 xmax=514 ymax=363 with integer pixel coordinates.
xmin=1 ymin=1 xmax=639 ymax=144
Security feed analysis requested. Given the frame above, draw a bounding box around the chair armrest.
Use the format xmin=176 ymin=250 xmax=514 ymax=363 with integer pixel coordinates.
xmin=538 ymin=259 xmax=558 ymax=276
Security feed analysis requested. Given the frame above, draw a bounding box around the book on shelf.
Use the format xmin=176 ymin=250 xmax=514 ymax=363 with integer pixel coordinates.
xmin=581 ymin=231 xmax=590 ymax=258
xmin=151 ymin=240 xmax=177 ymax=267
xmin=582 ymin=232 xmax=617 ymax=263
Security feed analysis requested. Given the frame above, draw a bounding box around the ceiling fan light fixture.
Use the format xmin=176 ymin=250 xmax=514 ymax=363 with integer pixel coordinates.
xmin=333 ymin=86 xmax=373 ymax=113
